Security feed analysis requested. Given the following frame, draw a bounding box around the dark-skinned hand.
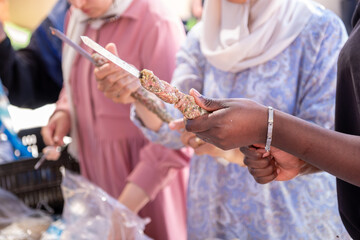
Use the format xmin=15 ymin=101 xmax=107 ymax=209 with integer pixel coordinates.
xmin=185 ymin=88 xmax=268 ymax=150
xmin=241 ymin=144 xmax=307 ymax=184
xmin=93 ymin=43 xmax=140 ymax=104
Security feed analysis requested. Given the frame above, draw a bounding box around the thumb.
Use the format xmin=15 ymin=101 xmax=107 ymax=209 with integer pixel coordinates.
xmin=189 ymin=88 xmax=226 ymax=112
xmin=105 ymin=42 xmax=119 ymax=56
xmin=169 ymin=118 xmax=185 ymax=131
xmin=53 ymin=126 xmax=68 ymax=146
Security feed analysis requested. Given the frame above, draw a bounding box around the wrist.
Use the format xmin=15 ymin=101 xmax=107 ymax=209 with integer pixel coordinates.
xmin=118 ymin=182 xmax=150 ymax=214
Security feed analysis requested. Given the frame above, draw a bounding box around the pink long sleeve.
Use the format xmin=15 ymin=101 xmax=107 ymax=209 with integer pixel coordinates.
xmin=139 ymin=8 xmax=186 ymax=82
xmin=126 ymin=4 xmax=188 ymax=200
xmin=128 ymin=144 xmax=191 ymax=200
xmin=61 ymin=1 xmax=188 ymax=238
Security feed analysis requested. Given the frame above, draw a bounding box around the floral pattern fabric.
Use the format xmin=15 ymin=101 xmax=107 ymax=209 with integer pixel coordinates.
xmin=133 ymin=6 xmax=350 ymax=240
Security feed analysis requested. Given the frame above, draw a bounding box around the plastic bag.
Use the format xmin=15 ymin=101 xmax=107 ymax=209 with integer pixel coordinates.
xmin=40 ymin=219 xmax=65 ymax=240
xmin=0 ymin=188 xmax=52 ymax=239
xmin=59 ymin=167 xmax=152 ymax=240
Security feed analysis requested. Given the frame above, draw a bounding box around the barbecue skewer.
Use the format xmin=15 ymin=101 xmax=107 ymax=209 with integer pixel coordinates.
xmin=81 ymin=36 xmax=207 ymax=120
xmin=139 ymin=69 xmax=208 ymax=119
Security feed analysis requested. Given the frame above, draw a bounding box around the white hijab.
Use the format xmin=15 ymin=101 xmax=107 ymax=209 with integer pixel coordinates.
xmin=199 ymin=0 xmax=318 ymax=72
xmin=62 ymin=0 xmax=133 ymax=157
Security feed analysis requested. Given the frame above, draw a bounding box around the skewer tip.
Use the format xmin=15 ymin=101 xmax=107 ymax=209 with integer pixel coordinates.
xmin=49 ymin=26 xmax=56 ymax=35
xmin=80 ymin=36 xmax=88 ymax=44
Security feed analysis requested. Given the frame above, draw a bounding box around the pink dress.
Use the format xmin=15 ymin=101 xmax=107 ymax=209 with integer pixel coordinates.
xmin=56 ymin=1 xmax=188 ymax=239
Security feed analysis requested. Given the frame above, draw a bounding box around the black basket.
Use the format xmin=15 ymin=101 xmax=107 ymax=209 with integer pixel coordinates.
xmin=0 ymin=146 xmax=80 ymax=214
xmin=18 ymin=126 xmax=46 ymax=158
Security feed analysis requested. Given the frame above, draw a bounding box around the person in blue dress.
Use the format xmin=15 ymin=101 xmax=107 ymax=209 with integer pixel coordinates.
xmin=184 ymin=3 xmax=360 ymax=238
xmin=94 ymin=0 xmax=350 ymax=239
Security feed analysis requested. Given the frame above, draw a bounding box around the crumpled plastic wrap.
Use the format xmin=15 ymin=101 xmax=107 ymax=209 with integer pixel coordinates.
xmin=59 ymin=167 xmax=152 ymax=240
xmin=0 ymin=188 xmax=52 ymax=240
xmin=40 ymin=219 xmax=65 ymax=240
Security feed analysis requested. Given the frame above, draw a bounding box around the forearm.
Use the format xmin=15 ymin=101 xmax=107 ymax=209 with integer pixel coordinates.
xmin=272 ymin=110 xmax=360 ymax=186
xmin=118 ymin=182 xmax=150 ymax=214
xmin=133 ymin=101 xmax=164 ymax=132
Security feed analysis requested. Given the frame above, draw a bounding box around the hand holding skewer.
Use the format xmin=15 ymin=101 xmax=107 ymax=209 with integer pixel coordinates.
xmin=50 ymin=28 xmax=173 ymax=123
xmin=93 ymin=43 xmax=173 ymax=123
xmin=34 ymin=145 xmax=63 ymax=169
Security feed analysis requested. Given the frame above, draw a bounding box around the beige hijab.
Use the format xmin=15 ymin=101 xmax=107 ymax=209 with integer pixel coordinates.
xmin=199 ymin=0 xmax=319 ymax=72
xmin=62 ymin=0 xmax=133 ymax=157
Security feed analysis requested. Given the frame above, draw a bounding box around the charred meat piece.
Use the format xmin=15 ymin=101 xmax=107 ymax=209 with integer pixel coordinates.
xmin=92 ymin=54 xmax=173 ymax=123
xmin=139 ymin=69 xmax=207 ymax=119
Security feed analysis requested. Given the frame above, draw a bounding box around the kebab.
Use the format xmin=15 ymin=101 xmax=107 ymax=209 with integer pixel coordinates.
xmin=139 ymin=69 xmax=207 ymax=119
xmin=80 ymin=36 xmax=207 ymax=120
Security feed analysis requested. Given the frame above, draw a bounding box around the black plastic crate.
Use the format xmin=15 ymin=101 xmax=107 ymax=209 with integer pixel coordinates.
xmin=0 ymin=147 xmax=80 ymax=214
xmin=18 ymin=126 xmax=46 ymax=158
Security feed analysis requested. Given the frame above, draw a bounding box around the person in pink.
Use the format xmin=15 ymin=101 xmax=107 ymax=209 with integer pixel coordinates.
xmin=41 ymin=0 xmax=188 ymax=239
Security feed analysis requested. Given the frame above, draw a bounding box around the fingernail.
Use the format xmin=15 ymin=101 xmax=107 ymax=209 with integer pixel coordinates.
xmin=276 ymin=168 xmax=280 ymax=175
xmin=190 ymin=88 xmax=201 ymax=97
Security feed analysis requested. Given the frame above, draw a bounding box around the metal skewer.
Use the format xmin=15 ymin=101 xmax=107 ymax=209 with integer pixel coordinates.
xmin=34 ymin=146 xmax=63 ymax=170
xmin=50 ymin=27 xmax=98 ymax=65
xmin=49 ymin=28 xmax=173 ymax=123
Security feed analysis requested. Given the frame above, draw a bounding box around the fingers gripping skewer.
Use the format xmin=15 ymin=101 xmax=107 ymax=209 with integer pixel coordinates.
xmin=81 ymin=36 xmax=207 ymax=120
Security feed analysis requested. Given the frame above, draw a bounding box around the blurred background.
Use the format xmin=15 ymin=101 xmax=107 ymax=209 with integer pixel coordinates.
xmin=0 ymin=0 xmax=58 ymax=132
xmin=0 ymin=0 xmax=355 ymax=132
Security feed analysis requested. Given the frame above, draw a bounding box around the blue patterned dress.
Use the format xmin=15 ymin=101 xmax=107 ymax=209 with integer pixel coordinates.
xmin=132 ymin=5 xmax=351 ymax=240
